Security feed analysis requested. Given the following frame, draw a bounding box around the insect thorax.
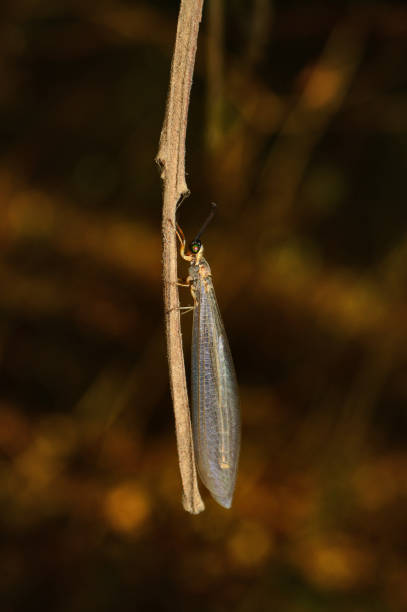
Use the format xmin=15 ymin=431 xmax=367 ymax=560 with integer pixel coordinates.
xmin=189 ymin=258 xmax=211 ymax=282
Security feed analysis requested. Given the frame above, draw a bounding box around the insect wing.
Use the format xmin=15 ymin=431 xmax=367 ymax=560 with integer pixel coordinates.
xmin=191 ymin=262 xmax=240 ymax=508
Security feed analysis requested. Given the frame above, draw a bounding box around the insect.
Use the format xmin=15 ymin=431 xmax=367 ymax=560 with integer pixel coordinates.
xmin=176 ymin=204 xmax=240 ymax=508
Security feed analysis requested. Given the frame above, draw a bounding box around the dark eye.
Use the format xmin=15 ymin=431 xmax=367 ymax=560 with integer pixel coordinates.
xmin=190 ymin=239 xmax=202 ymax=254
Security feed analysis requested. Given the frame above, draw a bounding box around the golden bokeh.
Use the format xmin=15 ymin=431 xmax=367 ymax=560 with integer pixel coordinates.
xmin=104 ymin=482 xmax=151 ymax=533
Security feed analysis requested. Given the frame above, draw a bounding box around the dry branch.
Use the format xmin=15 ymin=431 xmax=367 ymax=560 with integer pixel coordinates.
xmin=156 ymin=1 xmax=205 ymax=514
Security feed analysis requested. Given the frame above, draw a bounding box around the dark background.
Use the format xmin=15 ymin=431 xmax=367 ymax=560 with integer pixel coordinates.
xmin=1 ymin=1 xmax=406 ymax=610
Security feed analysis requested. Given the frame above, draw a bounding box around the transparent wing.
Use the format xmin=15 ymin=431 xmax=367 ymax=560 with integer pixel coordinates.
xmin=191 ymin=265 xmax=240 ymax=508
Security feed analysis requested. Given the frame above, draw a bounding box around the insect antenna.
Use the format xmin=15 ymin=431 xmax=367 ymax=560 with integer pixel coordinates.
xmin=193 ymin=202 xmax=217 ymax=243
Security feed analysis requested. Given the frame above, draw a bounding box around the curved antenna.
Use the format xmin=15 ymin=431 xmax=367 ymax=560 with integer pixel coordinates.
xmin=193 ymin=202 xmax=217 ymax=243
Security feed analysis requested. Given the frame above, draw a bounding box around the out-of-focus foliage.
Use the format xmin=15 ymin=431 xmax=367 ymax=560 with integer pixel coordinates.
xmin=1 ymin=1 xmax=406 ymax=610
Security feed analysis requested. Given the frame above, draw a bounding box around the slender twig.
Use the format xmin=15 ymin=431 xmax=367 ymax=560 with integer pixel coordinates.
xmin=156 ymin=1 xmax=205 ymax=514
xmin=206 ymin=0 xmax=224 ymax=151
xmin=246 ymin=0 xmax=273 ymax=69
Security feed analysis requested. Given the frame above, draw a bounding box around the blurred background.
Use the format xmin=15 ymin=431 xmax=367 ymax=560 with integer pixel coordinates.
xmin=1 ymin=0 xmax=406 ymax=610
